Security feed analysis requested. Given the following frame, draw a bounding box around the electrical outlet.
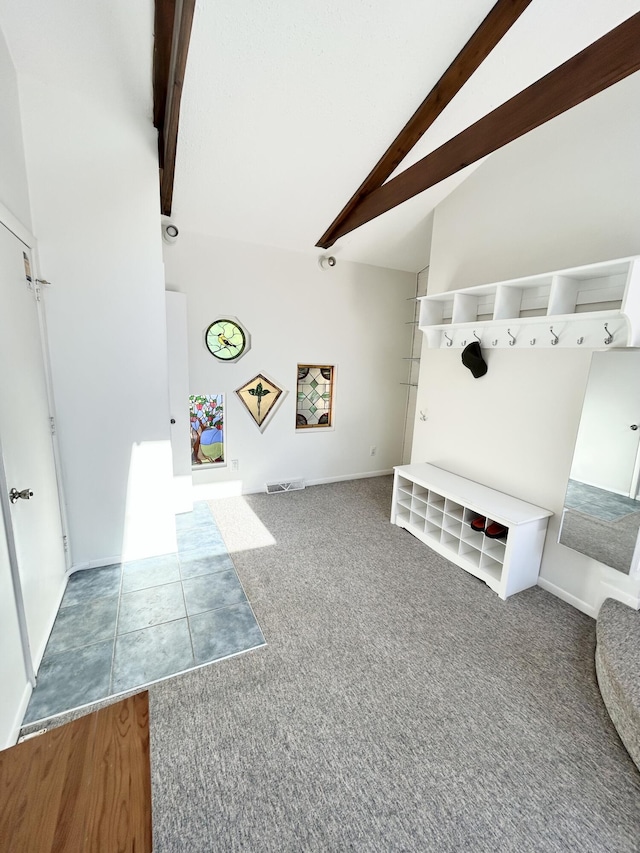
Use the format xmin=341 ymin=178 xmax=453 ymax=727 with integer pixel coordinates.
xmin=369 ymin=446 xmax=376 ymax=457
xmin=231 ymin=459 xmax=239 ymax=471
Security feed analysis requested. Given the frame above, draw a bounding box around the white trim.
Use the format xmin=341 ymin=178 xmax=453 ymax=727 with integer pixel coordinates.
xmin=536 ymin=577 xmax=597 ymax=619
xmin=0 ymin=437 xmax=35 ymax=684
xmin=68 ymin=556 xmax=123 ymax=575
xmin=4 ymin=681 xmax=32 ymax=749
xmin=31 ymin=576 xmax=67 ymax=674
xmin=305 ymin=469 xmax=393 ymax=487
xmin=0 ymin=201 xmax=33 ymax=248
xmin=599 ymin=580 xmax=640 ymax=612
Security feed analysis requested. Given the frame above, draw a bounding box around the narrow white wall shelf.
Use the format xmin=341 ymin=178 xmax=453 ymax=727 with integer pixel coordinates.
xmin=391 ymin=464 xmax=552 ymax=599
xmin=418 ymin=256 xmax=640 ymax=349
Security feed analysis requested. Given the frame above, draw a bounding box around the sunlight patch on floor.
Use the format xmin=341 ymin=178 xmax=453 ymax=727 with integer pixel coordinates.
xmin=206 ymin=495 xmax=277 ymax=553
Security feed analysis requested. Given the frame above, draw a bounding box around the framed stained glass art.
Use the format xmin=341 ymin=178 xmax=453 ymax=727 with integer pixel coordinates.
xmin=296 ymin=365 xmax=334 ymax=429
xmin=236 ymin=373 xmax=285 ymax=432
xmin=189 ymin=394 xmax=224 ymax=465
xmin=205 ymin=317 xmax=250 ymax=362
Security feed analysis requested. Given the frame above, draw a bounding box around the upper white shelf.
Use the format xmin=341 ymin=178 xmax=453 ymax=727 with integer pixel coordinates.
xmin=418 ymin=256 xmax=640 ymax=349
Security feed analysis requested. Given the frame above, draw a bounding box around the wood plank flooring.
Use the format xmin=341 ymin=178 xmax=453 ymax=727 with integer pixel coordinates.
xmin=0 ymin=692 xmax=151 ymax=852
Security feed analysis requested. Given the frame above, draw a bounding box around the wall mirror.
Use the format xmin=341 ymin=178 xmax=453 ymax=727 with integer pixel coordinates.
xmin=558 ymin=350 xmax=640 ymax=574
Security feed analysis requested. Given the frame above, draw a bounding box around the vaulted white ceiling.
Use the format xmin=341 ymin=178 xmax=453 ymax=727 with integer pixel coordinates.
xmin=1 ymin=0 xmax=640 ymax=271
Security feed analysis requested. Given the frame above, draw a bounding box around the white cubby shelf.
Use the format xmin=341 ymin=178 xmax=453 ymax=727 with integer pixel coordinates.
xmin=391 ymin=463 xmax=553 ymax=599
xmin=418 ymin=255 xmax=640 ymax=349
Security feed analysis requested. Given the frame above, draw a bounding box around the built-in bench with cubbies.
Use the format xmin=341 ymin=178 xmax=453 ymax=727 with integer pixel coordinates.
xmin=391 ymin=463 xmax=553 ymax=599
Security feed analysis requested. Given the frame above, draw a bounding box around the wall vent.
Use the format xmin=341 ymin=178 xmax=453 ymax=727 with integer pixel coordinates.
xmin=265 ymin=479 xmax=305 ymax=494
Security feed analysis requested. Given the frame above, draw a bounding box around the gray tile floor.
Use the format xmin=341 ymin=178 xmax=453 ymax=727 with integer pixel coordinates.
xmin=565 ymin=479 xmax=640 ymax=521
xmin=22 ymin=501 xmax=265 ymax=726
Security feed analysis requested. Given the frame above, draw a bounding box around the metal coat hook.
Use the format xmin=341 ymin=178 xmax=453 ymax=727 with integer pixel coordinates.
xmin=604 ymin=323 xmax=613 ymax=345
xmin=492 ymin=338 xmax=498 ymax=346
xmin=444 ymin=332 xmax=453 ymax=347
xmin=507 ymin=328 xmax=516 ymax=347
xmin=530 ymin=338 xmax=536 ymax=346
xmin=550 ymin=326 xmax=559 ymax=346
xmin=460 ymin=339 xmax=467 ymax=347
xmin=577 ymin=336 xmax=584 ymax=345
xmin=473 ymin=331 xmax=481 ymax=343
xmin=419 ymin=410 xmax=427 ymax=422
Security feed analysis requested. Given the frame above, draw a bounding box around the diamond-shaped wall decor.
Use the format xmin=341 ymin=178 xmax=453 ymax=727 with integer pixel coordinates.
xmin=235 ymin=373 xmax=285 ymax=432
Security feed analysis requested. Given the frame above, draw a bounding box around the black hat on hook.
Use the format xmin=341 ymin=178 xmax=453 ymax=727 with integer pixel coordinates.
xmin=461 ymin=342 xmax=488 ymax=378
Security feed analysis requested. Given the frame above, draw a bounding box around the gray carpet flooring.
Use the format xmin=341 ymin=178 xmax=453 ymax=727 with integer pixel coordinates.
xmin=146 ymin=476 xmax=640 ymax=852
xmin=559 ymin=507 xmax=640 ymax=574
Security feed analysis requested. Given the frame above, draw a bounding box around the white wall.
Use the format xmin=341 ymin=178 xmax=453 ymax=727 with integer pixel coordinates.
xmin=16 ymin=73 xmax=176 ymax=566
xmin=413 ymin=74 xmax=640 ymax=616
xmin=163 ymin=232 xmax=415 ymax=495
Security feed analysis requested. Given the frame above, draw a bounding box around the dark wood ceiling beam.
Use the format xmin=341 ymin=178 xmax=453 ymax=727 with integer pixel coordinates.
xmin=153 ymin=0 xmax=196 ymax=217
xmin=317 ymin=0 xmax=534 ymax=250
xmin=319 ymin=12 xmax=640 ymax=247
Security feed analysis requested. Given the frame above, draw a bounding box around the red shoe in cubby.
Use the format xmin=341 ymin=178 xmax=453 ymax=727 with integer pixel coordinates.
xmin=485 ymin=521 xmax=507 ymax=539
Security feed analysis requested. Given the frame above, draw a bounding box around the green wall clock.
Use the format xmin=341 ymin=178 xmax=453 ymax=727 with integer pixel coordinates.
xmin=205 ymin=317 xmax=250 ymax=362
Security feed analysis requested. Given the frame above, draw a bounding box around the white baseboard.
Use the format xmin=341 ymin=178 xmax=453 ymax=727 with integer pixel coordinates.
xmin=31 ymin=575 xmax=68 ymax=674
xmin=305 ymin=469 xmax=393 ymax=487
xmin=201 ymin=470 xmax=394 ymax=499
xmin=599 ymin=581 xmax=640 ymax=612
xmin=537 ymin=577 xmax=598 ymax=619
xmin=68 ymin=555 xmax=123 ymax=575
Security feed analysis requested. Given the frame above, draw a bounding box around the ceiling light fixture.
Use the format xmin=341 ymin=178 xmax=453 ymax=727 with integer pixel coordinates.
xmin=318 ymin=255 xmax=336 ymax=270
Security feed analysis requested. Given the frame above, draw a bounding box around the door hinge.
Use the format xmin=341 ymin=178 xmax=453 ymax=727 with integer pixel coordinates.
xmin=49 ymin=416 xmax=56 ymax=435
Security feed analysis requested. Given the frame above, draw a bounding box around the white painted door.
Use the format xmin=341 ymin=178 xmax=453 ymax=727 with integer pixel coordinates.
xmin=166 ymin=291 xmax=193 ymax=514
xmin=0 ymin=491 xmax=30 ymax=748
xmin=0 ymin=222 xmax=67 ymax=669
xmin=571 ymin=351 xmax=640 ymax=496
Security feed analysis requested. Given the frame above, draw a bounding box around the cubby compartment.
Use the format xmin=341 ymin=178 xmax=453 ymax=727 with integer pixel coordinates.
xmin=410 ymin=497 xmax=428 ymax=518
xmin=518 ymin=283 xmax=552 ymax=317
xmin=396 ymin=494 xmax=412 ymax=512
xmin=391 ymin=463 xmax=552 ymax=599
xmin=419 ymin=295 xmax=454 ymax=327
xmin=428 ymin=494 xmax=445 ymax=512
xmin=425 ymin=521 xmax=441 ymax=542
xmin=480 ymin=553 xmax=503 ymax=581
xmin=397 ymin=478 xmax=413 ymax=498
xmin=451 ymin=290 xmax=495 ymax=324
xmin=444 ymin=498 xmax=464 ymax=521
xmin=460 ymin=527 xmax=484 ymax=551
xmin=441 ymin=529 xmax=460 ymax=551
xmin=458 ymin=540 xmax=482 ymax=568
xmin=483 ymin=538 xmax=507 ymax=563
xmin=442 ymin=518 xmax=462 ymax=538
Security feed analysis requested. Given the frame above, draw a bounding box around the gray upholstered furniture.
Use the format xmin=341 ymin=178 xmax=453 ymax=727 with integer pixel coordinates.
xmin=596 ymin=598 xmax=640 ymax=772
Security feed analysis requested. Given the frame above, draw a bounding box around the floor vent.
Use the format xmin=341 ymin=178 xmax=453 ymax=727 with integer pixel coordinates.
xmin=265 ymin=479 xmax=305 ymax=494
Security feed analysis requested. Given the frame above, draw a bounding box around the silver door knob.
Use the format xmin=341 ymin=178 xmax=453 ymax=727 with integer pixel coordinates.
xmin=631 ymin=424 xmax=639 ymax=431
xmin=9 ymin=487 xmax=33 ymax=504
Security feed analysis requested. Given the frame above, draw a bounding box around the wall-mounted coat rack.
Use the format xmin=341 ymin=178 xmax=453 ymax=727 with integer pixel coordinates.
xmin=418 ymin=256 xmax=640 ymax=350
